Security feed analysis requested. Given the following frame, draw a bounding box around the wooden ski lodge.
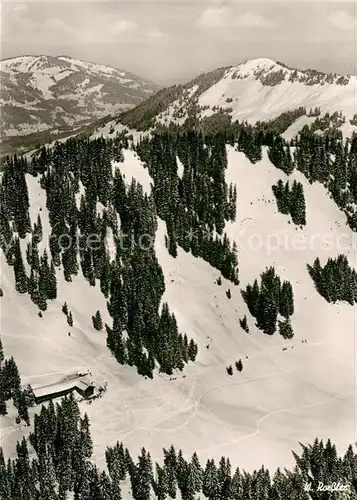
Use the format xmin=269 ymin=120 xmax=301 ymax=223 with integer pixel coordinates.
xmin=30 ymin=376 xmax=95 ymax=404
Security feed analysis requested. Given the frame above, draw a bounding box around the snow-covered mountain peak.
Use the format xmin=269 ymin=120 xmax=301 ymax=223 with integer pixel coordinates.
xmin=119 ymin=57 xmax=356 ymax=134
xmin=235 ymin=57 xmax=278 ymax=74
xmin=1 ymin=55 xmax=69 ymax=74
xmin=1 ymin=54 xmax=157 ymax=87
xmin=57 ymin=56 xmax=130 ymax=79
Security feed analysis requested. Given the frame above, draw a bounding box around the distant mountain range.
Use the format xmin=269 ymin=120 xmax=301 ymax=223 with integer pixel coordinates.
xmin=0 ymin=55 xmax=160 ymax=139
xmin=1 ymin=56 xmax=356 ymax=156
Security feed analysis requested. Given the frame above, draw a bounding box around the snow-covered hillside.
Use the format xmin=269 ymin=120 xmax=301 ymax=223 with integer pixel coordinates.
xmin=197 ymin=58 xmax=355 ymax=122
xmin=119 ymin=58 xmax=357 ymax=137
xmin=0 ymin=55 xmax=159 ymax=138
xmin=1 ymin=147 xmax=355 ymax=478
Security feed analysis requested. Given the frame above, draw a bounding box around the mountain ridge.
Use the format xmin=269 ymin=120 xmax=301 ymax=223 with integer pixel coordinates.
xmin=118 ymin=57 xmax=356 ymax=134
xmin=2 ymin=56 xmax=356 ymax=156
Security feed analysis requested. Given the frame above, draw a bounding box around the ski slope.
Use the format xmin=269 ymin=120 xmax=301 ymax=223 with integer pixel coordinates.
xmin=198 ymin=68 xmax=356 ymax=124
xmin=1 ymin=147 xmax=355 ymax=479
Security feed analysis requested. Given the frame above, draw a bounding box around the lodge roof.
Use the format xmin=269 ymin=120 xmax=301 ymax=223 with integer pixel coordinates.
xmin=31 ymin=376 xmax=94 ymax=399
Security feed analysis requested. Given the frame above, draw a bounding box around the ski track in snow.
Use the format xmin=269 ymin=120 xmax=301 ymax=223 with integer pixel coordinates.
xmin=196 ymin=389 xmax=354 ymax=456
xmin=139 ymin=334 xmax=345 ymax=436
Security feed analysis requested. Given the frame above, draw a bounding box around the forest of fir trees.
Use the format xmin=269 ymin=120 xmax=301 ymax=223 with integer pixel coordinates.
xmin=0 ymin=135 xmax=203 ymax=378
xmin=154 ymin=114 xmax=356 ymax=231
xmin=308 ymin=254 xmax=357 ymax=305
xmin=0 ymin=337 xmax=31 ymax=425
xmin=1 ymin=121 xmax=356 ymax=382
xmin=135 ymin=130 xmax=239 ymax=284
xmin=1 ymin=129 xmax=241 ymax=380
xmin=182 ymin=113 xmax=357 ymax=231
xmin=265 ymin=124 xmax=357 ymax=231
xmin=272 ymin=179 xmax=306 ymax=226
xmin=241 ymin=267 xmax=295 ymax=338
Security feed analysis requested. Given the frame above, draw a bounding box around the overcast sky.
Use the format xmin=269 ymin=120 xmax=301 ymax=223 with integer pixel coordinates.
xmin=1 ymin=1 xmax=356 ymax=84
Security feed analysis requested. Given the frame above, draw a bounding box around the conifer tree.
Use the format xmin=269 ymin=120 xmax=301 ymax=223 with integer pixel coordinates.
xmin=279 ymin=281 xmax=294 ymax=318
xmin=92 ymin=310 xmax=103 ymax=331
xmin=33 ymin=214 xmax=43 ymax=244
xmin=152 ymin=463 xmax=168 ymax=500
xmin=67 ymin=311 xmax=73 ymax=327
xmin=15 ymin=390 xmax=30 ymax=425
xmin=202 ymin=459 xmax=219 ymax=500
xmin=0 ymin=337 xmax=4 ymax=366
xmin=187 ymin=339 xmax=198 ymax=362
xmin=190 ymin=452 xmax=203 ymax=493
xmin=132 ymin=448 xmax=153 ymax=500
xmin=235 ymin=359 xmax=243 ymax=372
xmin=163 ymin=445 xmax=178 ymax=499
xmin=0 ymin=373 xmax=7 ymax=416
xmin=80 ymin=413 xmax=93 ymax=458
xmin=278 ymin=318 xmax=294 ymax=339
xmin=48 ymin=261 xmax=57 ymax=300
xmin=2 ymin=356 xmax=21 ymax=400
xmin=13 ymin=237 xmax=27 ymax=294
xmin=239 ymin=315 xmax=249 ymax=333
xmin=290 ymin=180 xmax=306 ymax=226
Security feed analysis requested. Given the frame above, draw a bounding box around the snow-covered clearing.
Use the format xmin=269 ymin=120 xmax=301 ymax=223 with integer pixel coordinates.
xmin=281 ymin=115 xmax=316 ymax=141
xmin=112 ymin=149 xmax=153 ymax=194
xmin=91 ymin=119 xmax=151 ymax=145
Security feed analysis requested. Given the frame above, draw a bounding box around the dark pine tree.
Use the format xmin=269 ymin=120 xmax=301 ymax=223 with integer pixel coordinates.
xmin=235 ymin=359 xmax=243 ymax=372
xmin=13 ymin=237 xmax=27 ymax=294
xmin=92 ymin=310 xmax=103 ymax=331
xmin=226 ymin=365 xmax=233 ymax=376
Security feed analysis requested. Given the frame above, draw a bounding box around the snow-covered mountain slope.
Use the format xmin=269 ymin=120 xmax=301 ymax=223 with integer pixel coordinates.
xmin=1 ymin=148 xmax=355 ymax=475
xmin=0 ymin=55 xmax=159 ymax=138
xmin=119 ymin=58 xmax=357 ymax=136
